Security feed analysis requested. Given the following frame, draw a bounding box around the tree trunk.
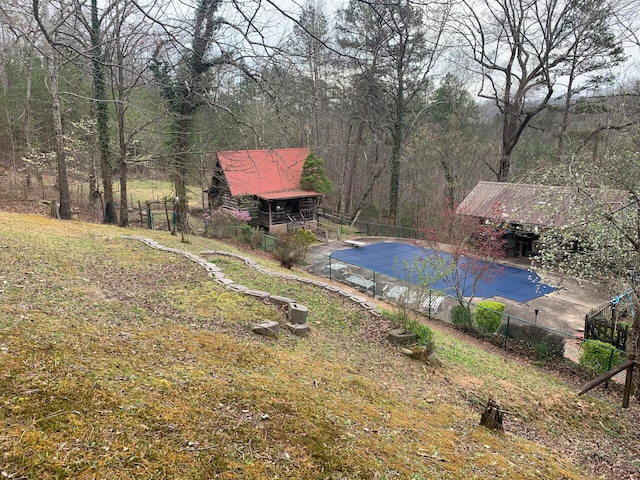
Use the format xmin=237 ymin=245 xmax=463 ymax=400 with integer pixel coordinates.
xmin=114 ymin=20 xmax=128 ymax=228
xmin=173 ymin=118 xmax=191 ymax=233
xmin=480 ymin=398 xmax=504 ymax=431
xmin=389 ymin=89 xmax=404 ymax=223
xmin=628 ymin=291 xmax=640 ymax=399
xmin=344 ymin=119 xmax=364 ymax=215
xmin=46 ymin=44 xmax=71 ymax=219
xmin=91 ymin=0 xmax=116 ymax=224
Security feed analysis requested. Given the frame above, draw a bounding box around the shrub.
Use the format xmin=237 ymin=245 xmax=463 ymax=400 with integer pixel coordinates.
xmin=451 ymin=305 xmax=472 ymax=327
xmin=474 ymin=300 xmax=505 ymax=333
xmin=381 ymin=309 xmax=411 ymax=331
xmin=203 ymin=208 xmax=251 ymax=239
xmin=498 ymin=322 xmax=565 ymax=359
xmin=293 ymin=228 xmax=317 ymax=247
xmin=409 ymin=321 xmax=435 ymax=355
xmin=579 ymin=340 xmax=622 ymax=375
xmin=273 ymin=229 xmax=317 ymax=269
xmin=238 ymin=225 xmax=263 ymax=249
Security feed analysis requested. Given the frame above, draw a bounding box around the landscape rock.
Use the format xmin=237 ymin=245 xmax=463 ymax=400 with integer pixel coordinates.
xmin=269 ymin=295 xmax=297 ymax=306
xmin=245 ymin=289 xmax=270 ymax=299
xmin=227 ymin=284 xmax=248 ymax=292
xmin=288 ymin=303 xmax=309 ymax=324
xmin=252 ymin=321 xmax=280 ymax=338
xmin=286 ymin=322 xmax=309 ymax=337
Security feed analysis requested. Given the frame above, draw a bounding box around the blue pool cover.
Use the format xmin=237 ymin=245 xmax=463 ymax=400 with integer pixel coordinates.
xmin=330 ymin=241 xmax=556 ymax=303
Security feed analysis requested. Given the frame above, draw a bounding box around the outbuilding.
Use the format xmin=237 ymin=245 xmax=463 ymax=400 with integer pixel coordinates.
xmin=457 ymin=181 xmax=626 ymax=257
xmin=206 ymin=148 xmax=321 ymax=234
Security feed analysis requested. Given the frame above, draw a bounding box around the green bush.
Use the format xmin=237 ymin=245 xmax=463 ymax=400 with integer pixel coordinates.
xmin=293 ymin=228 xmax=317 ymax=247
xmin=409 ymin=321 xmax=435 ymax=355
xmin=474 ymin=300 xmax=505 ymax=333
xmin=451 ymin=305 xmax=472 ymax=327
xmin=387 ymin=310 xmax=411 ymax=331
xmin=579 ymin=340 xmax=622 ymax=375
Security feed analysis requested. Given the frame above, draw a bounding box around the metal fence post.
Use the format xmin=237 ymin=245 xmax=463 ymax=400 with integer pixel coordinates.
xmin=604 ymin=347 xmax=616 ymax=388
xmin=372 ymin=271 xmax=376 ymax=298
xmin=503 ymin=316 xmax=511 ymax=350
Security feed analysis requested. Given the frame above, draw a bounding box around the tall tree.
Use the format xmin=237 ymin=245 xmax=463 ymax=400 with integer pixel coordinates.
xmin=89 ymin=0 xmax=116 ymax=223
xmin=425 ymin=73 xmax=482 ymax=207
xmin=336 ymin=0 xmax=450 ymax=223
xmin=33 ymin=0 xmax=72 ymax=219
xmin=150 ymin=0 xmax=225 ymax=233
xmin=458 ymin=0 xmax=627 ymax=182
xmin=105 ymin=0 xmax=156 ymax=227
xmin=555 ymin=0 xmax=625 ymax=158
xmin=34 ymin=0 xmax=118 ymax=223
xmin=288 ymin=1 xmax=332 ymax=150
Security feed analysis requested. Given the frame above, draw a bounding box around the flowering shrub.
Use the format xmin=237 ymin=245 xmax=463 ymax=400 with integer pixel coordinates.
xmin=203 ymin=208 xmax=251 ymax=223
xmin=228 ymin=208 xmax=252 ymax=222
xmin=203 ymin=208 xmax=251 ymax=238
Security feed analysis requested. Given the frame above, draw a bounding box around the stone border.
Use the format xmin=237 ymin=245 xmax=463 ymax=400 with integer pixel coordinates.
xmin=123 ymin=236 xmax=382 ymax=318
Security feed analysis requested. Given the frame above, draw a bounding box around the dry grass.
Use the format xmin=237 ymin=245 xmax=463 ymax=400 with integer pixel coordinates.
xmin=1 ymin=212 xmax=638 ymax=479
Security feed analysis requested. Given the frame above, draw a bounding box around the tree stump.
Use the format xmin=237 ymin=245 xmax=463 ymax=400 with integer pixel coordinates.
xmin=480 ymin=398 xmax=504 ymax=431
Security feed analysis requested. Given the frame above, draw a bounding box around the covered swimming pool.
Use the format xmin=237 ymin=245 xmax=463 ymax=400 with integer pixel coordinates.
xmin=330 ymin=241 xmax=556 ymax=303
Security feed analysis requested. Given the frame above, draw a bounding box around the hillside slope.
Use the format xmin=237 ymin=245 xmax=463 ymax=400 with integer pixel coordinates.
xmin=0 ymin=212 xmax=638 ymax=479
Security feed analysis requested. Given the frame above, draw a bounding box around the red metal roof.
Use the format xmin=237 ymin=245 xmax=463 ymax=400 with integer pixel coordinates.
xmin=457 ymin=181 xmax=626 ymax=227
xmin=217 ymin=148 xmax=319 ymax=198
xmin=258 ymin=190 xmax=318 ymax=200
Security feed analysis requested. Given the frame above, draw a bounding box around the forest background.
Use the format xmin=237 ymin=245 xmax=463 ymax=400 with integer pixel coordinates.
xmin=1 ymin=0 xmax=639 ymax=230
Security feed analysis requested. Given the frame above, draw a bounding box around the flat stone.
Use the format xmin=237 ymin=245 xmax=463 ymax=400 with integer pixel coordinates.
xmin=325 ymin=286 xmax=341 ymax=292
xmin=200 ymin=250 xmax=218 ymax=255
xmin=363 ymin=302 xmax=378 ymax=310
xmin=209 ymin=271 xmax=226 ymax=279
xmin=269 ymin=295 xmax=297 ymax=306
xmin=205 ymin=264 xmax=222 ymax=272
xmin=252 ymin=321 xmax=280 ymax=338
xmin=227 ymin=284 xmax=248 ymax=292
xmin=245 ymin=290 xmax=270 ymax=299
xmin=216 ymin=278 xmax=235 ymax=286
xmin=286 ymin=322 xmax=309 ymax=337
xmin=349 ymin=295 xmax=368 ymax=303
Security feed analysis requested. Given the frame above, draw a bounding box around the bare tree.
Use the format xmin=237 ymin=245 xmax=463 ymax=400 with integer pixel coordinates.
xmin=105 ymin=0 xmax=157 ymax=226
xmin=149 ymin=0 xmax=228 ymax=233
xmin=458 ymin=0 xmax=628 ymax=182
xmin=32 ymin=0 xmax=72 ymax=219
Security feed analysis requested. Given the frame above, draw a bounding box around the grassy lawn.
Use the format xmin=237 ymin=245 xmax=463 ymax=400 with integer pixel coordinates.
xmin=0 ymin=212 xmax=637 ymax=479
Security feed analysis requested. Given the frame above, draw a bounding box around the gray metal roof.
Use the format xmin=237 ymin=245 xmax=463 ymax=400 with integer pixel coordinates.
xmin=457 ymin=181 xmax=627 ymax=227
